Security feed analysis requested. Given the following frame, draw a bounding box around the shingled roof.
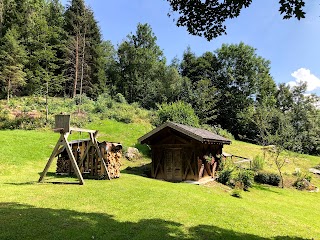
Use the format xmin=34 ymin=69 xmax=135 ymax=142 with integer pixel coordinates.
xmin=138 ymin=122 xmax=231 ymax=145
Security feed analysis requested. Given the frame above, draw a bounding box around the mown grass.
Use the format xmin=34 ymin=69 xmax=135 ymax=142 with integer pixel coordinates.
xmin=1 ymin=119 xmax=320 ymax=239
xmin=224 ymin=140 xmax=320 ymax=187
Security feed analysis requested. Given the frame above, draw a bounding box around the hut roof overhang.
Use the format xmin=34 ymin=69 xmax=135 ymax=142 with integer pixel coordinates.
xmin=138 ymin=122 xmax=232 ymax=145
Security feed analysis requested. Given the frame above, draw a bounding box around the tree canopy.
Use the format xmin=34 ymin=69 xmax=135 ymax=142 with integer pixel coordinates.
xmin=167 ymin=0 xmax=306 ymax=40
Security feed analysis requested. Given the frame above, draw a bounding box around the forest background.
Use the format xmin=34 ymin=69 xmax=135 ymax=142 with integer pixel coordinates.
xmin=1 ymin=0 xmax=320 ymax=156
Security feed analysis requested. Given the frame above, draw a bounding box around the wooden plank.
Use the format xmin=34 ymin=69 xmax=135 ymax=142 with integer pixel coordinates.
xmin=38 ymin=133 xmax=64 ymax=183
xmin=55 ymin=115 xmax=70 ymax=133
xmin=309 ymin=168 xmax=320 ymax=174
xmin=63 ymin=134 xmax=85 ymax=185
xmin=70 ymin=127 xmax=97 ymax=134
xmin=234 ymin=159 xmax=252 ymax=164
xmin=90 ymin=132 xmax=111 ymax=180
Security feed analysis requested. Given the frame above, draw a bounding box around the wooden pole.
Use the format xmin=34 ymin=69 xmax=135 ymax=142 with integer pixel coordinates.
xmin=38 ymin=133 xmax=64 ymax=183
xmin=63 ymin=134 xmax=84 ymax=185
xmin=90 ymin=132 xmax=111 ymax=180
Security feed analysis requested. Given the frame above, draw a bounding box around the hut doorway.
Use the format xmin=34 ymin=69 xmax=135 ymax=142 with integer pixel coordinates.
xmin=164 ymin=148 xmax=182 ymax=181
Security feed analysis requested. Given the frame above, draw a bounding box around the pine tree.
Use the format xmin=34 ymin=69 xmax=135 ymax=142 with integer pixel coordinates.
xmin=0 ymin=28 xmax=26 ymax=103
xmin=64 ymin=0 xmax=105 ymax=99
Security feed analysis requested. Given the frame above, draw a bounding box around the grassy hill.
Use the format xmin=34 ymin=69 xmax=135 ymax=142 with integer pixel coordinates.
xmin=0 ymin=97 xmax=320 ymax=239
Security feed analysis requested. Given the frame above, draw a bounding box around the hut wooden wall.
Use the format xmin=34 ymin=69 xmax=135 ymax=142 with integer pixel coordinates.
xmin=150 ymin=141 xmax=223 ymax=181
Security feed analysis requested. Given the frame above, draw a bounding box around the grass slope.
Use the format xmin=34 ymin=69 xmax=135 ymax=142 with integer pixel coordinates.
xmin=0 ymin=119 xmax=320 ymax=240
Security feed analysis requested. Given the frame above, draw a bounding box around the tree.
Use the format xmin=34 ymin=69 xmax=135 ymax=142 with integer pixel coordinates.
xmin=213 ymin=42 xmax=276 ymax=138
xmin=65 ymin=0 xmax=106 ymax=99
xmin=0 ymin=28 xmax=26 ymax=103
xmin=154 ymin=101 xmax=200 ymax=127
xmin=180 ymin=49 xmax=220 ymax=124
xmin=116 ymin=23 xmax=166 ymax=108
xmin=167 ymin=0 xmax=306 ymax=40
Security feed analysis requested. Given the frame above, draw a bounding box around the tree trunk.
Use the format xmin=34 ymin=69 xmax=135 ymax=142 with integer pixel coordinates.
xmin=7 ymin=77 xmax=10 ymax=104
xmin=78 ymin=14 xmax=87 ymax=112
xmin=46 ymin=78 xmax=49 ymax=124
xmin=73 ymin=33 xmax=79 ymax=98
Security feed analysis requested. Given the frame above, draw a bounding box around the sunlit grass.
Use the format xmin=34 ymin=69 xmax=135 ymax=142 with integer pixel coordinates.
xmin=0 ymin=120 xmax=320 ymax=239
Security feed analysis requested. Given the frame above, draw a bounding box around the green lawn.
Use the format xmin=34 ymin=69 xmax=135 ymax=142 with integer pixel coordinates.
xmin=0 ymin=120 xmax=319 ymax=240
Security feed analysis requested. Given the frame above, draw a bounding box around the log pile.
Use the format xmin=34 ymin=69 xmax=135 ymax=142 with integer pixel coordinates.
xmin=99 ymin=141 xmax=122 ymax=179
xmin=56 ymin=140 xmax=89 ymax=174
xmin=56 ymin=140 xmax=122 ymax=179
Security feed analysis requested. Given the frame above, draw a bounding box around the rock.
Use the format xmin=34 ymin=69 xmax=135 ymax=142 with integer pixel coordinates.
xmin=125 ymin=147 xmax=140 ymax=161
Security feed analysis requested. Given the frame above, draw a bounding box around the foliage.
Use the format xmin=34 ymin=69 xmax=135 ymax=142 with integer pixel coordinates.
xmin=153 ymin=101 xmax=200 ymax=127
xmin=254 ymin=172 xmax=281 ymax=186
xmin=114 ymin=93 xmax=127 ymax=104
xmin=251 ymin=155 xmax=265 ymax=172
xmin=0 ymin=28 xmax=27 ymax=103
xmin=233 ymin=169 xmax=254 ymax=191
xmin=167 ymin=0 xmax=306 ymax=40
xmin=292 ymin=170 xmax=313 ymax=190
xmin=214 ymin=42 xmax=276 ymax=139
xmin=217 ymin=169 xmax=233 ymax=185
xmin=211 ymin=126 xmax=234 ymax=140
xmin=0 ymin=96 xmax=151 ymax=130
xmin=115 ymin=23 xmax=167 ymax=108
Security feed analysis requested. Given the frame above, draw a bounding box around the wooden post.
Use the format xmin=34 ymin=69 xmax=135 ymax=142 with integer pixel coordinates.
xmin=38 ymin=133 xmax=64 ymax=183
xmin=63 ymin=134 xmax=84 ymax=185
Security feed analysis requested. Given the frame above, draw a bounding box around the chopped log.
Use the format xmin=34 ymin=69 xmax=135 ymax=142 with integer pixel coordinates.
xmin=56 ymin=140 xmax=122 ymax=179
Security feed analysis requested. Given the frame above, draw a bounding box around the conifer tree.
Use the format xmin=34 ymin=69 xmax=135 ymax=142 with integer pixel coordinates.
xmin=0 ymin=28 xmax=26 ymax=103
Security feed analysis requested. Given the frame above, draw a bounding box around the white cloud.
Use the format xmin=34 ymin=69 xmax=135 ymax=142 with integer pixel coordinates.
xmin=288 ymin=68 xmax=320 ymax=92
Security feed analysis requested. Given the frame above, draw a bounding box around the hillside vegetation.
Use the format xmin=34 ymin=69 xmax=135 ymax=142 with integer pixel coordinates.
xmin=1 ymin=97 xmax=320 ymax=240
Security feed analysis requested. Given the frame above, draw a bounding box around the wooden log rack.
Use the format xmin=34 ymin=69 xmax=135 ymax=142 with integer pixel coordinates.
xmin=38 ymin=114 xmax=111 ymax=185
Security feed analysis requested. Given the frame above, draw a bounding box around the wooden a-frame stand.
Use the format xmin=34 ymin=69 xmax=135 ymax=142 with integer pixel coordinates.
xmin=38 ymin=115 xmax=111 ymax=185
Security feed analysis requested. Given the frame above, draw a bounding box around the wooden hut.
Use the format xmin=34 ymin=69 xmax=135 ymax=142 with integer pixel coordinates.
xmin=138 ymin=122 xmax=231 ymax=182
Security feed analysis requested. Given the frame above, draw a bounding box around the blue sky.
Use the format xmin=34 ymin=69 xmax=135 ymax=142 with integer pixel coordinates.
xmin=62 ymin=0 xmax=320 ymax=94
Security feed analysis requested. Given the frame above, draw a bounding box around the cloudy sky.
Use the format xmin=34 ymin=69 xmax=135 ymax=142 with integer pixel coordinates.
xmin=62 ymin=0 xmax=320 ymax=95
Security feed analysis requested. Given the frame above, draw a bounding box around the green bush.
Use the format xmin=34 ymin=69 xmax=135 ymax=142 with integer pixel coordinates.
xmin=254 ymin=172 xmax=281 ymax=186
xmin=212 ymin=125 xmax=234 ymax=140
xmin=251 ymin=155 xmax=264 ymax=171
xmin=217 ymin=169 xmax=233 ymax=185
xmin=235 ymin=169 xmax=254 ymax=190
xmin=154 ymin=101 xmax=200 ymax=127
xmin=114 ymin=93 xmax=127 ymax=104
xmin=94 ymin=93 xmax=113 ymax=113
xmin=293 ymin=171 xmax=312 ymax=190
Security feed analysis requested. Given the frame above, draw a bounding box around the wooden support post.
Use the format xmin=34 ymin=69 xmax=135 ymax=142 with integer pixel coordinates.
xmin=90 ymin=132 xmax=111 ymax=180
xmin=38 ymin=133 xmax=64 ymax=183
xmin=39 ymin=131 xmax=85 ymax=185
xmin=62 ymin=134 xmax=85 ymax=185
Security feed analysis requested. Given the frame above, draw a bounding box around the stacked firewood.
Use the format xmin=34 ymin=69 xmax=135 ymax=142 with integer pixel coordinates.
xmin=56 ymin=155 xmax=71 ymax=174
xmin=56 ymin=140 xmax=122 ymax=179
xmin=99 ymin=141 xmax=122 ymax=179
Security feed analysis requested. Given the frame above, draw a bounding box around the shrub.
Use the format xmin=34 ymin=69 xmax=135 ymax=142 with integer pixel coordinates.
xmin=212 ymin=126 xmax=234 ymax=140
xmin=94 ymin=93 xmax=113 ymax=113
xmin=254 ymin=172 xmax=281 ymax=186
xmin=154 ymin=101 xmax=200 ymax=127
xmin=217 ymin=169 xmax=233 ymax=185
xmin=235 ymin=169 xmax=254 ymax=190
xmin=114 ymin=93 xmax=127 ymax=104
xmin=251 ymin=155 xmax=264 ymax=172
xmin=293 ymin=171 xmax=312 ymax=190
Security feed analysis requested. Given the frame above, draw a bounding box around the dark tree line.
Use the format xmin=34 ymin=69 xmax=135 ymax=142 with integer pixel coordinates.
xmin=0 ymin=0 xmax=106 ymax=100
xmin=0 ymin=0 xmax=319 ymax=155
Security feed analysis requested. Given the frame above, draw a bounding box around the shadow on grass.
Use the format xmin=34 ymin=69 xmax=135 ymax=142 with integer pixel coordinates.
xmin=252 ymin=184 xmax=281 ymax=194
xmin=121 ymin=163 xmax=152 ymax=178
xmin=134 ymin=143 xmax=150 ymax=157
xmin=0 ymin=202 xmax=310 ymax=240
